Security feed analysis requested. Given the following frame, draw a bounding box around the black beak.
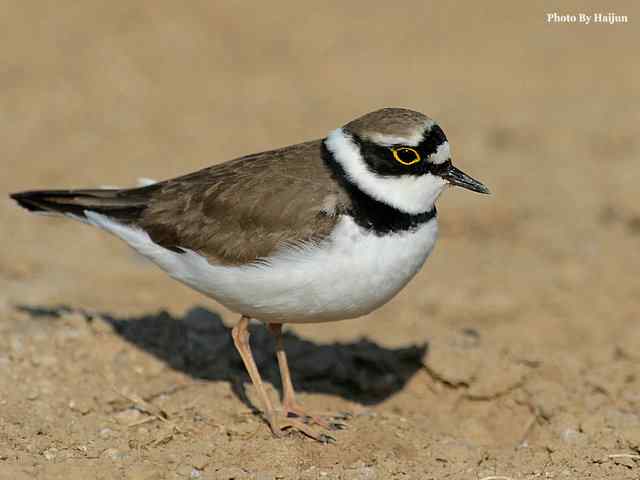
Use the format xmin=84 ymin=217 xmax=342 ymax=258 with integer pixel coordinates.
xmin=441 ymin=163 xmax=490 ymax=194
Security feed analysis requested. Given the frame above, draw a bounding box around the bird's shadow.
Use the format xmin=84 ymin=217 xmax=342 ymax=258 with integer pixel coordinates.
xmin=16 ymin=305 xmax=427 ymax=409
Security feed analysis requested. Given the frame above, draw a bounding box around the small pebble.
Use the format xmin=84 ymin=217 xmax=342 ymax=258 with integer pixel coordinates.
xmin=99 ymin=427 xmax=115 ymax=439
xmin=114 ymin=408 xmax=143 ymax=425
xmin=42 ymin=448 xmax=57 ymax=461
xmin=560 ymin=428 xmax=580 ymax=443
xmin=69 ymin=399 xmax=92 ymax=414
xmin=102 ymin=448 xmax=127 ymax=461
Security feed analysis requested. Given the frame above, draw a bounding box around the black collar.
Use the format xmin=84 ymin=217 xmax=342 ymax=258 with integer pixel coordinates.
xmin=321 ymin=141 xmax=437 ymax=234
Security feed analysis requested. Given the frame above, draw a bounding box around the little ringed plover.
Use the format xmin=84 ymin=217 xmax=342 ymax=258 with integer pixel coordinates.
xmin=11 ymin=107 xmax=489 ymax=442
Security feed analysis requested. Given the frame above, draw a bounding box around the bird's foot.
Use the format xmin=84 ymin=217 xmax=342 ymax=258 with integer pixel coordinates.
xmin=283 ymin=400 xmax=349 ymax=431
xmin=266 ymin=411 xmax=336 ymax=444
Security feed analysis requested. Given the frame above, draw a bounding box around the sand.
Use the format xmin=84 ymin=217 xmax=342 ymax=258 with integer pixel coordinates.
xmin=1 ymin=1 xmax=639 ymax=478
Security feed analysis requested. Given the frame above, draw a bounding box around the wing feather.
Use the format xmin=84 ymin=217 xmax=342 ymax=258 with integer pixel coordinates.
xmin=137 ymin=140 xmax=348 ymax=265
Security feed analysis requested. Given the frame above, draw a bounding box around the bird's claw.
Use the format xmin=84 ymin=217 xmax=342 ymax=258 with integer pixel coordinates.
xmin=319 ymin=433 xmax=336 ymax=444
xmin=329 ymin=421 xmax=347 ymax=431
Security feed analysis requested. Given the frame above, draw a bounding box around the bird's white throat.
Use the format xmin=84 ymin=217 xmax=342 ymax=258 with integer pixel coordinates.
xmin=325 ymin=128 xmax=448 ymax=215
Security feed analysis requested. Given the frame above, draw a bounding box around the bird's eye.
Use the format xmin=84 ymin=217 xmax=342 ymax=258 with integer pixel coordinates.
xmin=391 ymin=147 xmax=421 ymax=166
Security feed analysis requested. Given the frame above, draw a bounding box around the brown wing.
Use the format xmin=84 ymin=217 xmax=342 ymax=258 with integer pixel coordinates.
xmin=136 ymin=139 xmax=349 ymax=265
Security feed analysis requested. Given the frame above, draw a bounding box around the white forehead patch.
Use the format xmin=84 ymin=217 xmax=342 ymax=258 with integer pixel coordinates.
xmin=325 ymin=128 xmax=448 ymax=215
xmin=430 ymin=141 xmax=450 ymax=164
xmin=363 ymin=119 xmax=436 ymax=147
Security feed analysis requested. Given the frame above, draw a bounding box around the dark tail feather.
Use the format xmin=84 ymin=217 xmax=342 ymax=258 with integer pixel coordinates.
xmin=9 ymin=188 xmax=152 ymax=222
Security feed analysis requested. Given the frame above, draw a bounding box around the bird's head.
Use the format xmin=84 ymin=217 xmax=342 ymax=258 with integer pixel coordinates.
xmin=325 ymin=108 xmax=489 ymax=215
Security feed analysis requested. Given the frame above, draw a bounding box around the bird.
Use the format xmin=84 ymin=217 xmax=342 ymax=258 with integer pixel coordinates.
xmin=10 ymin=107 xmax=489 ymax=442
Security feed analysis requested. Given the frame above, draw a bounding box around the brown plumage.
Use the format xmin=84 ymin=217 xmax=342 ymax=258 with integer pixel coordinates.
xmin=12 ymin=139 xmax=350 ymax=265
xmin=10 ymin=108 xmax=443 ymax=267
xmin=10 ymin=108 xmax=445 ymax=268
xmin=137 ymin=140 xmax=350 ymax=264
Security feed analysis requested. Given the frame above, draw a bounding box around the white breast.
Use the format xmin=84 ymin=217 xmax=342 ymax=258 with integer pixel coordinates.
xmin=85 ymin=212 xmax=438 ymax=323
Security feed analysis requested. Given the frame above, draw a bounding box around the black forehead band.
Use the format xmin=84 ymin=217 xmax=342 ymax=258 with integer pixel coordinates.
xmin=350 ymin=125 xmax=448 ymax=157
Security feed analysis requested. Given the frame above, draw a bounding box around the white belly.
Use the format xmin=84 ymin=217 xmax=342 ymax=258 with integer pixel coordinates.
xmin=85 ymin=212 xmax=438 ymax=323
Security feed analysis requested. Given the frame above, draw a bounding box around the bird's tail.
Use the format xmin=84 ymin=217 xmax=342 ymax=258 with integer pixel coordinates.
xmin=9 ymin=187 xmax=155 ymax=222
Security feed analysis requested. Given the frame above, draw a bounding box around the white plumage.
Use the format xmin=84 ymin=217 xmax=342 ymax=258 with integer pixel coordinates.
xmin=85 ymin=211 xmax=438 ymax=323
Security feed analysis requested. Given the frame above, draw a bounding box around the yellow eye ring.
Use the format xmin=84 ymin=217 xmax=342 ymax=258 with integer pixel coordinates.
xmin=391 ymin=147 xmax=421 ymax=165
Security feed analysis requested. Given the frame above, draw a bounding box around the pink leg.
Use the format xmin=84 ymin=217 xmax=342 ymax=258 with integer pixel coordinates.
xmin=232 ymin=316 xmax=333 ymax=442
xmin=268 ymin=323 xmax=340 ymax=430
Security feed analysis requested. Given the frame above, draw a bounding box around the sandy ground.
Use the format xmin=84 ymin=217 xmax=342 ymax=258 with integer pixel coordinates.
xmin=2 ymin=1 xmax=640 ymax=479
